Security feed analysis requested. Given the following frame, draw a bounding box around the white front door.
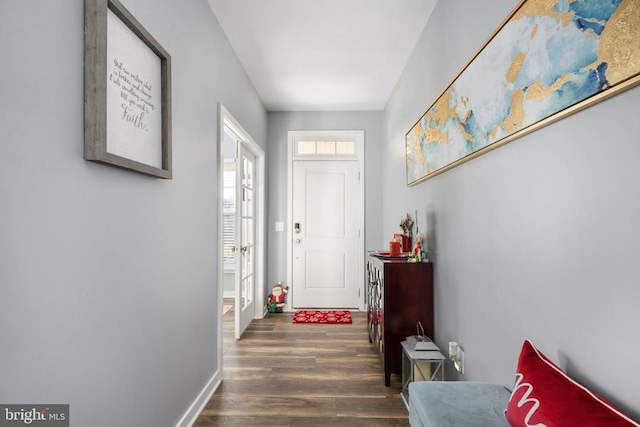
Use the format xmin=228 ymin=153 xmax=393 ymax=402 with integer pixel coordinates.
xmin=292 ymin=160 xmax=360 ymax=308
xmin=235 ymin=144 xmax=256 ymax=338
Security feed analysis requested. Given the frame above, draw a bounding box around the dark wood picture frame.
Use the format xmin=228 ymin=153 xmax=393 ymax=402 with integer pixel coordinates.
xmin=84 ymin=0 xmax=172 ymax=179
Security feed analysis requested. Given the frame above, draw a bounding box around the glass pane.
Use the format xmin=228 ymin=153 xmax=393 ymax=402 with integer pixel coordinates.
xmin=241 ymin=275 xmax=253 ymax=309
xmin=242 ymin=188 xmax=254 ymax=217
xmin=336 ymin=140 xmax=355 ymax=154
xmin=316 ymin=141 xmax=336 ymax=154
xmin=242 ymin=151 xmax=254 ymax=217
xmin=297 ymin=140 xmax=316 ymax=154
xmin=247 ymin=274 xmax=253 ymax=305
xmin=240 ymin=276 xmax=247 ymax=309
xmin=241 ymin=244 xmax=253 ymax=277
xmin=244 ymin=218 xmax=250 ymax=247
xmin=242 ymin=247 xmax=247 ymax=278
xmin=243 ymin=157 xmax=254 ymax=189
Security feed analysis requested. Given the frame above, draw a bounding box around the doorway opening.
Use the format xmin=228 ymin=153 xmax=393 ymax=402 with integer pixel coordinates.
xmin=217 ymin=104 xmax=265 ymax=356
xmin=287 ymin=130 xmax=365 ymax=311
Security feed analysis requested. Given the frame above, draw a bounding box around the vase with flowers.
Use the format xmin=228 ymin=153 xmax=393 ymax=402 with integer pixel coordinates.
xmin=398 ymin=214 xmax=413 ymax=252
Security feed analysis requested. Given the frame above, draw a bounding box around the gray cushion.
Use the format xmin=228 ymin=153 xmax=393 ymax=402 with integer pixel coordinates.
xmin=408 ymin=381 xmax=511 ymax=427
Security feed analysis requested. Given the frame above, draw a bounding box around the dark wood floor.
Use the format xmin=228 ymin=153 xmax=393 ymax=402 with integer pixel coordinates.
xmin=194 ymin=304 xmax=409 ymax=426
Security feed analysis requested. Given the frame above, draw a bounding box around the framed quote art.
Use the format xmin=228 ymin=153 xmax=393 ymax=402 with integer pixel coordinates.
xmin=84 ymin=0 xmax=172 ymax=179
xmin=406 ymin=0 xmax=640 ymax=186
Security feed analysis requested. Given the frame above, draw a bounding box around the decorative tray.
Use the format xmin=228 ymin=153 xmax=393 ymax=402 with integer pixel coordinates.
xmin=371 ymin=251 xmax=411 ymax=260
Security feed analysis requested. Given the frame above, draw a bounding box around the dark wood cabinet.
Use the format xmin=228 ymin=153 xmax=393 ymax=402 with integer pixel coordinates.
xmin=367 ymin=254 xmax=434 ymax=386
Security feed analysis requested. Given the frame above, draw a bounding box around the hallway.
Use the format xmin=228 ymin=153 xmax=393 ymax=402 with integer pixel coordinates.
xmin=194 ymin=307 xmax=409 ymax=426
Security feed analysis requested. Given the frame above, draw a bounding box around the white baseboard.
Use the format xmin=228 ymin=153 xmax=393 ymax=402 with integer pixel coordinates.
xmin=175 ymin=370 xmax=221 ymax=427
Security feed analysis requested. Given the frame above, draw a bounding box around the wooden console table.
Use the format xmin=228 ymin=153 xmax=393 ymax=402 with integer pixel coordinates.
xmin=366 ymin=253 xmax=434 ymax=386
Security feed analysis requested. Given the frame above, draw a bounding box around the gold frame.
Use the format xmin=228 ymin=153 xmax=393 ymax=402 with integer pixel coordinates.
xmin=406 ymin=0 xmax=640 ymax=186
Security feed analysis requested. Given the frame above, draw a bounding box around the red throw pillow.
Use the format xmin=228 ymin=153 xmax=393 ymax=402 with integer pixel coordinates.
xmin=505 ymin=340 xmax=639 ymax=426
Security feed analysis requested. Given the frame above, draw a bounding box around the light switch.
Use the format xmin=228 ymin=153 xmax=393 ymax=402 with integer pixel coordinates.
xmin=275 ymin=221 xmax=284 ymax=232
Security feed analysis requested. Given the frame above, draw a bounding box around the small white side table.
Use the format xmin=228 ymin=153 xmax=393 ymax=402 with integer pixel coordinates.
xmin=401 ymin=336 xmax=445 ymax=409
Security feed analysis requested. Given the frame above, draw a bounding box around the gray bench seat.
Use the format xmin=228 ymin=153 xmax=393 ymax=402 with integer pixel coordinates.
xmin=408 ymin=381 xmax=511 ymax=427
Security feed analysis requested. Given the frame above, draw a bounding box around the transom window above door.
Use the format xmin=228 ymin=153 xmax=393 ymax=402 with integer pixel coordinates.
xmin=296 ymin=140 xmax=357 ymax=157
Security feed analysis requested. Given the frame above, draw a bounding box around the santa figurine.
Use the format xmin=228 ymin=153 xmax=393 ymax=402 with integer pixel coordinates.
xmin=413 ymin=233 xmax=427 ymax=262
xmin=412 ymin=210 xmax=427 ymax=262
xmin=269 ymin=282 xmax=289 ymax=313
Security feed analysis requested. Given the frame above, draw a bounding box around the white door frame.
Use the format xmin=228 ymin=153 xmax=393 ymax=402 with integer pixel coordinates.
xmin=217 ymin=103 xmax=265 ymax=351
xmin=287 ymin=130 xmax=365 ymax=311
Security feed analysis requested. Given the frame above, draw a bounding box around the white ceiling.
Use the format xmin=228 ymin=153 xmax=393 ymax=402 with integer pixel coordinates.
xmin=207 ymin=0 xmax=437 ymax=111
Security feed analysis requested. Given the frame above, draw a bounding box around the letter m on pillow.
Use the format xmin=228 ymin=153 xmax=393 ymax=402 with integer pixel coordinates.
xmin=509 ymin=373 xmax=546 ymax=427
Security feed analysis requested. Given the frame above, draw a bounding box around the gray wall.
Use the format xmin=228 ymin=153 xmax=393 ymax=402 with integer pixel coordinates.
xmin=383 ymin=0 xmax=640 ymax=419
xmin=0 ymin=1 xmax=266 ymax=426
xmin=266 ymin=111 xmax=383 ymax=297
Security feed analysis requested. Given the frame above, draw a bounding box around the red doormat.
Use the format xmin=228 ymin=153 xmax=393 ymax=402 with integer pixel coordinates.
xmin=292 ymin=310 xmax=352 ymax=324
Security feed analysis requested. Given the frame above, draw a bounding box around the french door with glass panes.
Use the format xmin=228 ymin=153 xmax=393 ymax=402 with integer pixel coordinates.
xmin=234 ymin=143 xmax=256 ymax=338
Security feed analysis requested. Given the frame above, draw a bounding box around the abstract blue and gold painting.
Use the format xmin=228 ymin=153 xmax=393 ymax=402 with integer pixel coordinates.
xmin=406 ymin=0 xmax=640 ymax=185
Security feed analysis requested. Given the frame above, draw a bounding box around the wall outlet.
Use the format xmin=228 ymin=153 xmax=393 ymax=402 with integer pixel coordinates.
xmin=275 ymin=221 xmax=284 ymax=232
xmin=454 ymin=347 xmax=465 ymax=374
xmin=449 ymin=341 xmax=465 ymax=374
